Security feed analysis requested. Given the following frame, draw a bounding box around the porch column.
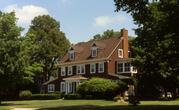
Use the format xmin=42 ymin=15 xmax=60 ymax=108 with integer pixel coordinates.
xmin=65 ymin=81 xmax=69 ymax=94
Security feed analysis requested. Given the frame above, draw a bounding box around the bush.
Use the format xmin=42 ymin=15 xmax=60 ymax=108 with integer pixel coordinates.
xmin=19 ymin=90 xmax=32 ymax=100
xmin=31 ymin=93 xmax=61 ymax=100
xmin=77 ymin=78 xmax=127 ymax=99
xmin=64 ymin=93 xmax=82 ymax=99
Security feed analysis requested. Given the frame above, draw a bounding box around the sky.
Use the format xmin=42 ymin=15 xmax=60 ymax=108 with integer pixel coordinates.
xmin=0 ymin=0 xmax=137 ymax=43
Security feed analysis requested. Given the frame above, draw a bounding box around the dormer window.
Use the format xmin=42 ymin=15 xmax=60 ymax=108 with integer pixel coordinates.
xmin=91 ymin=47 xmax=97 ymax=57
xmin=69 ymin=51 xmax=75 ymax=60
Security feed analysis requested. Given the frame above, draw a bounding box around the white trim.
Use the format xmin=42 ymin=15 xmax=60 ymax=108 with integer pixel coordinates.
xmin=107 ymin=37 xmax=123 ymax=59
xmin=76 ymin=64 xmax=85 ymax=74
xmin=98 ymin=62 xmax=104 ymax=73
xmin=118 ymin=49 xmax=123 ymax=58
xmin=59 ymin=58 xmax=107 ymax=66
xmin=67 ymin=66 xmax=73 ymax=75
xmin=48 ymin=84 xmax=55 ymax=92
xmin=69 ymin=50 xmax=75 ymax=60
xmin=91 ymin=47 xmax=97 ymax=57
xmin=61 ymin=67 xmax=66 ymax=76
xmin=90 ymin=63 xmax=96 ymax=73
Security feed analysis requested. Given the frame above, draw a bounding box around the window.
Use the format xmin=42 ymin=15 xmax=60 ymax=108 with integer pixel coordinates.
xmin=124 ymin=63 xmax=130 ymax=72
xmin=91 ymin=47 xmax=97 ymax=57
xmin=69 ymin=51 xmax=75 ymax=60
xmin=48 ymin=84 xmax=55 ymax=92
xmin=68 ymin=66 xmax=73 ymax=75
xmin=60 ymin=82 xmax=65 ymax=92
xmin=98 ymin=62 xmax=104 ymax=73
xmin=77 ymin=65 xmax=85 ymax=74
xmin=90 ymin=63 xmax=96 ymax=73
xmin=61 ymin=67 xmax=66 ymax=76
xmin=132 ymin=66 xmax=137 ymax=73
xmin=118 ymin=49 xmax=123 ymax=58
xmin=117 ymin=63 xmax=123 ymax=73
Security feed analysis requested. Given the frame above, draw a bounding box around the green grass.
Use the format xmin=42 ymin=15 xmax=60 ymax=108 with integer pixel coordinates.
xmin=1 ymin=99 xmax=179 ymax=110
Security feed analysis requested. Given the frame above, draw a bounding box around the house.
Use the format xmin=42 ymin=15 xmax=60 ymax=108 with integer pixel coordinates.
xmin=43 ymin=28 xmax=137 ymax=93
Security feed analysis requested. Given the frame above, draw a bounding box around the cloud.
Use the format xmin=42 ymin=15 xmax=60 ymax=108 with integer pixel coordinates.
xmin=4 ymin=4 xmax=49 ymax=26
xmin=94 ymin=15 xmax=127 ymax=26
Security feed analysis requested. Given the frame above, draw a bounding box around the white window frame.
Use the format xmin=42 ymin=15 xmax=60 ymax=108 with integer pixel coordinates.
xmin=118 ymin=49 xmax=123 ymax=58
xmin=48 ymin=84 xmax=55 ymax=92
xmin=69 ymin=51 xmax=75 ymax=60
xmin=61 ymin=67 xmax=66 ymax=76
xmin=60 ymin=82 xmax=66 ymax=92
xmin=68 ymin=66 xmax=73 ymax=75
xmin=90 ymin=63 xmax=96 ymax=73
xmin=77 ymin=65 xmax=85 ymax=74
xmin=91 ymin=47 xmax=97 ymax=57
xmin=117 ymin=63 xmax=124 ymax=73
xmin=98 ymin=62 xmax=104 ymax=73
xmin=124 ymin=63 xmax=130 ymax=72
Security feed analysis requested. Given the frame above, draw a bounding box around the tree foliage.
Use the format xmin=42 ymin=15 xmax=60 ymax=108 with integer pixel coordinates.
xmin=26 ymin=15 xmax=70 ymax=84
xmin=114 ymin=0 xmax=179 ymax=98
xmin=89 ymin=29 xmax=121 ymax=41
xmin=0 ymin=11 xmax=33 ymax=100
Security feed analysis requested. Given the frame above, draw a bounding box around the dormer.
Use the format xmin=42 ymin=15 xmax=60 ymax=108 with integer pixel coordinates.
xmin=91 ymin=43 xmax=97 ymax=58
xmin=68 ymin=47 xmax=75 ymax=60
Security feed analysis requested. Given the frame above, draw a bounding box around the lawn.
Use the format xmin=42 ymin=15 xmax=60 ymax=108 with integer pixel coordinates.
xmin=0 ymin=99 xmax=179 ymax=110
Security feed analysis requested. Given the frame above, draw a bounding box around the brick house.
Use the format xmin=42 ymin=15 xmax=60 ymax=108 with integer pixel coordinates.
xmin=43 ymin=28 xmax=137 ymax=93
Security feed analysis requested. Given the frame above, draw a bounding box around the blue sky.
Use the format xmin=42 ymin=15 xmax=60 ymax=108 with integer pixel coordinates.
xmin=0 ymin=0 xmax=137 ymax=43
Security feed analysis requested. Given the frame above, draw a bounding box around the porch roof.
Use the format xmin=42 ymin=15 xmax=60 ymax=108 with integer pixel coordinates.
xmin=43 ymin=77 xmax=58 ymax=85
xmin=63 ymin=75 xmax=88 ymax=81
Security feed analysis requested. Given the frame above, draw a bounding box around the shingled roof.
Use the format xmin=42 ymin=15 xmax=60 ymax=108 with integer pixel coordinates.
xmin=59 ymin=37 xmax=123 ymax=65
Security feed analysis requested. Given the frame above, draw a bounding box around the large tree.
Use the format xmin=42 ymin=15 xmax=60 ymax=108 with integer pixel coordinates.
xmin=0 ymin=11 xmax=33 ymax=101
xmin=114 ymin=0 xmax=179 ymax=98
xmin=26 ymin=15 xmax=70 ymax=89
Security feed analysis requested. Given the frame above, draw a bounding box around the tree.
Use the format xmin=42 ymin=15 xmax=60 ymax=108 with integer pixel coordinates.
xmin=0 ymin=11 xmax=33 ymax=102
xmin=26 ymin=15 xmax=70 ymax=90
xmin=114 ymin=0 xmax=179 ymax=98
xmin=89 ymin=29 xmax=121 ymax=41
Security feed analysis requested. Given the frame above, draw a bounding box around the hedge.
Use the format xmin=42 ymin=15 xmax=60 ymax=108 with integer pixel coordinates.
xmin=77 ymin=78 xmax=127 ymax=99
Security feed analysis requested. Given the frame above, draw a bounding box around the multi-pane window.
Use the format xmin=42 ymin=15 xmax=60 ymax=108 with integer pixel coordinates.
xmin=117 ymin=63 xmax=123 ymax=72
xmin=69 ymin=51 xmax=75 ymax=60
xmin=60 ymin=82 xmax=65 ymax=92
xmin=118 ymin=49 xmax=123 ymax=58
xmin=48 ymin=84 xmax=55 ymax=92
xmin=68 ymin=66 xmax=73 ymax=75
xmin=124 ymin=63 xmax=130 ymax=72
xmin=90 ymin=63 xmax=96 ymax=73
xmin=91 ymin=47 xmax=97 ymax=57
xmin=61 ymin=67 xmax=66 ymax=76
xmin=98 ymin=62 xmax=104 ymax=73
xmin=77 ymin=65 xmax=85 ymax=74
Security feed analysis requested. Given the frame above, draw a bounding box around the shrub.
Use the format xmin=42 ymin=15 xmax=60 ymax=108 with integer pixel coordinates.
xmin=64 ymin=93 xmax=82 ymax=99
xmin=19 ymin=90 xmax=32 ymax=100
xmin=31 ymin=93 xmax=61 ymax=100
xmin=77 ymin=78 xmax=127 ymax=99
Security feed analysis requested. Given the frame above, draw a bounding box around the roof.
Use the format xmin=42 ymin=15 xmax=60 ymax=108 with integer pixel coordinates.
xmin=63 ymin=75 xmax=88 ymax=81
xmin=59 ymin=37 xmax=122 ymax=65
xmin=43 ymin=77 xmax=58 ymax=85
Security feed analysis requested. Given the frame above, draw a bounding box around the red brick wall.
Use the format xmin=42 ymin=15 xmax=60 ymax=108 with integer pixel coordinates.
xmin=107 ymin=28 xmax=129 ymax=74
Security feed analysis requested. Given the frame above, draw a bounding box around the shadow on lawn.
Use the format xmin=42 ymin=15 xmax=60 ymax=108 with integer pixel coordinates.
xmin=38 ymin=105 xmax=179 ymax=110
xmin=0 ymin=103 xmax=27 ymax=106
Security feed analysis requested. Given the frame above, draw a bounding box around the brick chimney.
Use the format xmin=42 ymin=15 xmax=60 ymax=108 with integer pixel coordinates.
xmin=121 ymin=28 xmax=128 ymax=58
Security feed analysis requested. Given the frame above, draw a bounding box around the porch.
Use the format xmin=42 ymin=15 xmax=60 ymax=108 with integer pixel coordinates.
xmin=61 ymin=75 xmax=88 ymax=94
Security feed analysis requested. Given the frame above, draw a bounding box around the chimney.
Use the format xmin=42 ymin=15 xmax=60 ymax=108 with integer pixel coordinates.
xmin=121 ymin=28 xmax=128 ymax=58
